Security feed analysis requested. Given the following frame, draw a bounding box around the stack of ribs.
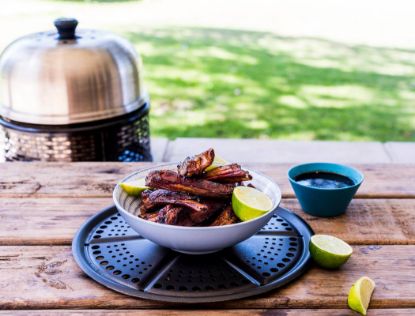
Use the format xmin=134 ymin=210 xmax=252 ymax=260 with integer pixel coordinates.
xmin=139 ymin=148 xmax=252 ymax=226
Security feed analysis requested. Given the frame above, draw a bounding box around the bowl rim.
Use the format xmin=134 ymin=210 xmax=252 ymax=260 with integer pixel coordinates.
xmin=287 ymin=162 xmax=364 ymax=191
xmin=113 ymin=163 xmax=282 ymax=231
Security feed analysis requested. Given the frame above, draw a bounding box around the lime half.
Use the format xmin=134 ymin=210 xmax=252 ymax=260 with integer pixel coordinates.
xmin=232 ymin=186 xmax=273 ymax=221
xmin=119 ymin=178 xmax=149 ymax=196
xmin=309 ymin=234 xmax=353 ymax=269
xmin=205 ymin=155 xmax=228 ymax=172
xmin=348 ymin=276 xmax=376 ymax=315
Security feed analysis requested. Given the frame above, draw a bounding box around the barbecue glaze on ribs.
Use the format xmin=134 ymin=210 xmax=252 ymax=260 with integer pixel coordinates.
xmin=177 ymin=148 xmax=215 ymax=177
xmin=145 ymin=170 xmax=234 ymax=198
xmin=203 ymin=163 xmax=252 ymax=183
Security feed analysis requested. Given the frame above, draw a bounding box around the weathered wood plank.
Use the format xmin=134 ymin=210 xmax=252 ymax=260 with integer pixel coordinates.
xmin=1 ymin=163 xmax=415 ymax=198
xmin=165 ymin=138 xmax=391 ymax=163
xmin=0 ymin=162 xmax=150 ymax=197
xmin=1 ymin=198 xmax=414 ymax=246
xmin=1 ymin=309 xmax=413 ymax=315
xmin=283 ymin=198 xmax=415 ymax=245
xmin=0 ymin=246 xmax=413 ymax=309
xmin=384 ymin=142 xmax=415 ymax=163
xmin=0 ymin=198 xmax=111 ymax=245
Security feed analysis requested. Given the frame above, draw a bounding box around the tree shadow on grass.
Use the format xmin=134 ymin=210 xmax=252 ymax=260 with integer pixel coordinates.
xmin=124 ymin=27 xmax=415 ymax=141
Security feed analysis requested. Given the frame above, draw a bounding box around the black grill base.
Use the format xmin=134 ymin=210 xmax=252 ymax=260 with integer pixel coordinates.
xmin=0 ymin=103 xmax=151 ymax=162
xmin=72 ymin=205 xmax=313 ymax=303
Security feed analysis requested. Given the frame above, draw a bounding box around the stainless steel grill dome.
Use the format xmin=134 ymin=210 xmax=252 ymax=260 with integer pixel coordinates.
xmin=0 ymin=18 xmax=145 ymax=125
xmin=0 ymin=18 xmax=152 ymax=162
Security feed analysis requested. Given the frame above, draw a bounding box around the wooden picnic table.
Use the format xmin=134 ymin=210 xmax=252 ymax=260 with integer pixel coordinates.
xmin=0 ymin=161 xmax=414 ymax=315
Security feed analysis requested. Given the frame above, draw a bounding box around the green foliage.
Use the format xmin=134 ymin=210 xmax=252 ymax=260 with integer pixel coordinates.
xmin=125 ymin=28 xmax=415 ymax=141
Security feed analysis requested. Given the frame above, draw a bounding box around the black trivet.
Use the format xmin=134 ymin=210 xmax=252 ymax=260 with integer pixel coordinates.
xmin=72 ymin=205 xmax=313 ymax=303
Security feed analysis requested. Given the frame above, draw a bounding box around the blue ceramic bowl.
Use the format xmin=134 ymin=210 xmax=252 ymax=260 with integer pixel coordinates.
xmin=288 ymin=162 xmax=364 ymax=217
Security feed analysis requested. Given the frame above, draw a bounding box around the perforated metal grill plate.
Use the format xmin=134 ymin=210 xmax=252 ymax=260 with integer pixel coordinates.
xmin=72 ymin=205 xmax=313 ymax=303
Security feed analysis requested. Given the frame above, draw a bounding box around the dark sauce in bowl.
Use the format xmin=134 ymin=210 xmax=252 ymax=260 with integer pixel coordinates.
xmin=294 ymin=171 xmax=355 ymax=189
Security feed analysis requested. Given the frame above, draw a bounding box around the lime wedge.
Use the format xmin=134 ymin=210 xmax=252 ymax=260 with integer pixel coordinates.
xmin=119 ymin=178 xmax=149 ymax=196
xmin=205 ymin=155 xmax=228 ymax=171
xmin=232 ymin=186 xmax=273 ymax=221
xmin=348 ymin=276 xmax=376 ymax=315
xmin=309 ymin=234 xmax=353 ymax=269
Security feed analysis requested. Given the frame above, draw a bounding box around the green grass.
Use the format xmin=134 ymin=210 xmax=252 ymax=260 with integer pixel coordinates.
xmin=125 ymin=28 xmax=415 ymax=141
xmin=3 ymin=0 xmax=415 ymax=141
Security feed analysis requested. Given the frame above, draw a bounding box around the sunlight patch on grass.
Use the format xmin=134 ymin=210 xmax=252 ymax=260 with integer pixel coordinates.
xmin=266 ymin=77 xmax=291 ymax=93
xmin=167 ymin=111 xmax=207 ymax=125
xmin=278 ymin=95 xmax=308 ymax=109
xmin=233 ymin=103 xmax=256 ymax=111
xmin=211 ymin=73 xmax=254 ymax=85
xmin=152 ymin=99 xmax=194 ymax=116
xmin=399 ymin=90 xmax=415 ymax=101
xmin=190 ymin=47 xmax=258 ymax=65
xmin=241 ymin=85 xmax=269 ymax=97
xmin=246 ymin=120 xmax=269 ymax=130
xmin=136 ymin=42 xmax=158 ymax=55
xmin=369 ymin=61 xmax=415 ymax=76
xmin=147 ymin=66 xmax=211 ymax=83
xmin=233 ymin=111 xmax=257 ymax=121
xmin=279 ymin=131 xmax=317 ymax=140
xmin=299 ymin=85 xmax=374 ymax=108
xmin=272 ymin=37 xmax=415 ymax=76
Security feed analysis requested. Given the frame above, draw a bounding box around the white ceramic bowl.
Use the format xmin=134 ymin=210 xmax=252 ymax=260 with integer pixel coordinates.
xmin=113 ymin=163 xmax=282 ymax=254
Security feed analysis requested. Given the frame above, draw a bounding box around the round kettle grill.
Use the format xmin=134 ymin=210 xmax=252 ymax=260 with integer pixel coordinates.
xmin=0 ymin=18 xmax=152 ymax=162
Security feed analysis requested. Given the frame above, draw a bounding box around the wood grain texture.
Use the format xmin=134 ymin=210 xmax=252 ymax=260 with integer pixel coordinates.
xmin=0 ymin=198 xmax=111 ymax=245
xmin=1 ymin=198 xmax=414 ymax=246
xmin=1 ymin=162 xmax=414 ymax=313
xmin=0 ymin=162 xmax=149 ymax=198
xmin=0 ymin=309 xmax=414 ymax=315
xmin=1 ymin=162 xmax=415 ymax=198
xmin=282 ymin=198 xmax=415 ymax=245
xmin=0 ymin=245 xmax=413 ymax=309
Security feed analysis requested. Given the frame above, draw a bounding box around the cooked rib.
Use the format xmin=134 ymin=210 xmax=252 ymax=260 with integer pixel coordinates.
xmin=140 ymin=211 xmax=158 ymax=222
xmin=187 ymin=200 xmax=227 ymax=225
xmin=175 ymin=213 xmax=194 ymax=226
xmin=210 ymin=205 xmax=239 ymax=226
xmin=156 ymin=205 xmax=184 ymax=225
xmin=177 ymin=148 xmax=215 ymax=177
xmin=139 ymin=204 xmax=194 ymax=226
xmin=203 ymin=164 xmax=252 ymax=183
xmin=141 ymin=189 xmax=207 ymax=212
xmin=146 ymin=170 xmax=233 ymax=198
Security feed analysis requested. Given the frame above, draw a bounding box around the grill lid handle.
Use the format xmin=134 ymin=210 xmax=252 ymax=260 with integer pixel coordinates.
xmin=54 ymin=18 xmax=78 ymax=40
